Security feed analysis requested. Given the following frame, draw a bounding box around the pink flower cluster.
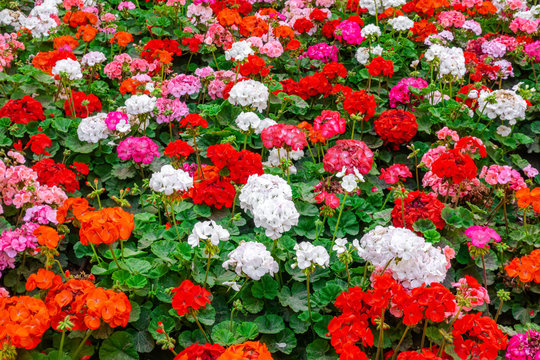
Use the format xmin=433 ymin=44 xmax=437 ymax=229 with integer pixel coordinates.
xmin=389 ymin=77 xmax=428 ymax=108
xmin=437 ymin=11 xmax=466 ymax=28
xmin=313 ymin=110 xmax=346 ymax=139
xmin=261 ymin=123 xmax=308 ymax=151
xmin=207 ymin=70 xmax=236 ymax=100
xmin=164 ymin=74 xmax=202 ymax=98
xmin=0 ymin=222 xmax=39 ymax=274
xmin=524 ymin=41 xmax=540 ymax=61
xmin=0 ymin=159 xmax=67 ymax=214
xmin=452 ymin=276 xmax=490 ymax=312
xmin=509 ymin=18 xmax=540 ymax=34
xmin=260 ymin=41 xmax=284 ymax=58
xmin=303 ymin=43 xmax=339 ymax=63
xmin=105 ymin=111 xmax=129 ymax=131
xmin=479 ymin=165 xmax=527 ymax=190
xmin=23 ymin=205 xmax=58 ymax=225
xmin=380 ymin=164 xmax=413 ymax=185
xmin=0 ymin=33 xmax=25 ymax=73
xmin=117 ymin=136 xmax=160 ymax=164
xmin=437 ymin=127 xmax=460 ymax=142
xmin=334 ymin=21 xmax=364 ymax=45
xmin=323 ymin=139 xmax=374 ymax=175
xmin=506 ymin=330 xmax=540 ymax=360
xmin=464 ymin=225 xmax=501 ymax=249
xmin=117 ymin=1 xmax=136 ymax=10
xmin=155 ymin=98 xmax=189 ymax=124
xmin=203 ymin=24 xmax=234 ymax=48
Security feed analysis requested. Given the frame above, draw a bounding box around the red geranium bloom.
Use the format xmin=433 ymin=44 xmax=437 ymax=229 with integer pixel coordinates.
xmin=391 ymin=191 xmax=445 ymax=233
xmin=27 ymin=133 xmax=52 ymax=156
xmin=182 ymin=37 xmax=202 ymax=53
xmin=171 ymin=280 xmax=211 ymax=317
xmin=293 ymin=18 xmax=314 ymax=33
xmin=174 ymin=343 xmax=225 ymax=360
xmin=374 ymin=109 xmax=418 ymax=149
xmin=179 ymin=114 xmax=209 ymax=129
xmin=0 ymin=96 xmax=45 ymax=125
xmin=238 ymin=54 xmax=270 ymax=77
xmin=164 ymin=139 xmax=195 ymax=160
xmin=322 ymin=62 xmax=347 ymax=80
xmin=322 ymin=19 xmax=341 ymax=39
xmin=343 ymin=90 xmax=377 ymax=119
xmin=431 ymin=149 xmax=477 ymax=184
xmin=71 ymin=162 xmax=90 ymax=176
xmin=64 ymin=91 xmax=102 ymax=118
xmin=32 ymin=158 xmax=80 ymax=193
xmin=310 ymin=8 xmax=328 ymax=22
xmin=367 ymin=56 xmax=394 ymax=78
xmin=452 ymin=313 xmax=507 ymax=360
xmin=455 ymin=136 xmax=487 ymax=158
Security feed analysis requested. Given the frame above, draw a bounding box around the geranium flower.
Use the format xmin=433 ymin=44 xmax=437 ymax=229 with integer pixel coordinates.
xmin=171 ymin=280 xmax=211 ymax=317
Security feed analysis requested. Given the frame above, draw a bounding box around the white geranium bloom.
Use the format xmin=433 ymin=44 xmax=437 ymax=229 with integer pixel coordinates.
xmin=223 ymin=241 xmax=279 ymax=280
xmin=187 ymin=220 xmax=230 ymax=247
xmin=149 ymin=165 xmax=193 ymax=195
xmin=294 ymin=242 xmax=330 ymax=270
xmin=52 ymin=59 xmax=83 ymax=80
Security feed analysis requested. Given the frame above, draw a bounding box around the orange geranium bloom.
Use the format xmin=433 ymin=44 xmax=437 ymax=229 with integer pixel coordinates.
xmin=239 ymin=16 xmax=269 ymax=37
xmin=515 ymin=187 xmax=540 ymax=213
xmin=26 ymin=269 xmax=62 ymax=291
xmin=33 ymin=226 xmax=60 ymax=249
xmin=111 ymin=31 xmax=133 ymax=47
xmin=0 ymin=296 xmax=50 ymax=350
xmin=53 ymin=35 xmax=79 ymax=50
xmin=217 ymin=8 xmax=242 ymax=27
xmin=63 ymin=11 xmax=98 ymax=27
xmin=413 ymin=0 xmax=449 ymax=17
xmin=273 ymin=25 xmax=295 ymax=40
xmin=119 ymin=78 xmax=144 ymax=95
xmin=505 ymin=249 xmax=540 ymax=283
xmin=32 ymin=50 xmax=77 ymax=74
xmin=75 ymin=24 xmax=98 ymax=42
xmin=57 ymin=197 xmax=92 ymax=224
xmin=83 ymin=287 xmax=131 ymax=329
xmin=217 ymin=341 xmax=273 ymax=360
xmin=78 ymin=207 xmax=134 ymax=245
xmin=153 ymin=49 xmax=173 ymax=65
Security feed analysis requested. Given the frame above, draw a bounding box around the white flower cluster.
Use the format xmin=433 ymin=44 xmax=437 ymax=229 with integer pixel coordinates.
xmin=149 ymin=165 xmax=193 ymax=195
xmin=222 ymin=241 xmax=279 ymax=280
xmin=293 ymin=242 xmax=330 ymax=271
xmin=77 ymin=113 xmax=110 ymax=143
xmin=359 ymin=0 xmax=406 ymax=15
xmin=263 ymin=148 xmax=304 ymax=175
xmin=0 ymin=0 xmax=60 ymax=38
xmin=228 ymin=80 xmax=269 ymax=112
xmin=477 ymin=89 xmax=527 ymax=124
xmin=52 ymin=59 xmax=83 ymax=81
xmin=361 ymin=24 xmax=381 ymax=38
xmin=225 ymin=41 xmax=255 ymax=62
xmin=354 ymin=226 xmax=448 ymax=289
xmin=332 ymin=238 xmax=348 ymax=255
xmin=81 ymin=52 xmax=107 ymax=67
xmin=426 ymin=45 xmax=466 ymax=82
xmin=125 ymin=94 xmax=157 ymax=115
xmin=355 ymin=45 xmax=383 ymax=65
xmin=234 ymin=111 xmax=270 ymax=133
xmin=388 ymin=16 xmax=414 ymax=31
xmin=337 ymin=167 xmax=365 ymax=193
xmin=187 ymin=220 xmax=230 ymax=248
xmin=239 ymin=174 xmax=299 ymax=240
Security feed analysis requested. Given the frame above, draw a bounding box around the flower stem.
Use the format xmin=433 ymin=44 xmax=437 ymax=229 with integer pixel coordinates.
xmin=192 ymin=311 xmax=211 ymax=344
xmin=375 ymin=310 xmax=385 ymax=360
xmin=306 ymin=272 xmax=313 ymax=326
xmin=420 ymin=318 xmax=428 ymax=349
xmin=391 ymin=325 xmax=410 ymax=360
xmin=72 ymin=330 xmax=93 ymax=360
xmin=494 ymin=300 xmax=504 ymax=322
xmin=108 ymin=244 xmax=123 ymax=270
xmin=58 ymin=331 xmax=66 ymax=360
xmin=203 ymin=250 xmax=212 ymax=288
xmin=331 ymin=194 xmax=348 ymax=250
xmin=481 ymin=254 xmax=489 ymax=315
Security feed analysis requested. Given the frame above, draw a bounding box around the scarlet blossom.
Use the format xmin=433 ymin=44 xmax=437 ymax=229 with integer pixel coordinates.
xmin=26 ymin=269 xmax=62 ymax=291
xmin=455 ymin=136 xmax=486 ymax=158
xmin=391 ymin=191 xmax=445 ymax=233
xmin=32 ymin=158 xmax=80 ymax=193
xmin=210 ymin=0 xmax=252 ymax=16
xmin=32 ymin=50 xmax=77 ymax=75
xmin=182 ymin=37 xmax=202 ymax=53
xmin=410 ymin=20 xmax=439 ymax=42
xmin=64 ymin=91 xmax=102 ymax=118
xmin=452 ymin=313 xmax=507 ymax=360
xmin=274 ymin=25 xmax=295 ymax=40
xmin=174 ymin=343 xmax=225 ymax=360
xmin=322 ymin=62 xmax=348 ymax=80
xmin=0 ymin=96 xmax=45 ymax=124
xmin=456 ymin=84 xmax=491 ymax=110
xmin=322 ymin=19 xmax=341 ymax=39
xmin=396 ymin=349 xmax=445 ymax=360
xmin=238 ymin=15 xmax=268 ymax=37
xmin=78 ymin=207 xmax=135 ymax=245
xmin=171 ymin=280 xmax=211 ymax=317
xmin=294 ymin=18 xmax=314 ymax=33
xmin=374 ymin=110 xmax=418 ymax=149
xmin=0 ymin=296 xmax=51 ymax=349
xmin=75 ymin=25 xmax=98 ymax=42
xmin=140 ymin=39 xmax=182 ymax=67
xmin=278 ymin=72 xmax=333 ymax=100
xmin=164 ymin=139 xmax=195 ymax=160
xmin=63 ymin=11 xmax=98 ymax=27
xmin=505 ymin=249 xmax=540 ymax=283
xmin=343 ymin=90 xmax=377 ymax=119
xmin=190 ymin=167 xmax=236 ymax=209
xmin=367 ymin=56 xmax=394 ymax=78
xmin=515 ymin=187 xmax=540 ymax=213
xmin=119 ymin=78 xmax=144 ymax=95
xmin=216 ymin=341 xmax=273 ymax=360
xmin=179 ymin=113 xmax=209 ymax=128
xmin=310 ymin=8 xmax=328 ymax=22
xmin=315 ymin=190 xmax=341 ymax=209
xmin=313 ymin=110 xmax=346 ymax=139
xmin=71 ymin=162 xmax=89 ymax=175
xmin=238 ymin=54 xmax=270 ymax=77
xmin=53 ymin=35 xmax=79 ymax=51
xmin=217 ymin=8 xmax=242 ymax=27
xmin=26 ymin=133 xmax=52 ymax=156
xmin=431 ymin=149 xmax=477 ymax=185
xmin=33 ymin=225 xmax=60 ymax=249
xmin=323 ymin=139 xmax=374 ymax=175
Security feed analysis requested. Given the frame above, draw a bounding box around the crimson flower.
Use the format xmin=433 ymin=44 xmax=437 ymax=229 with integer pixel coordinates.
xmin=27 ymin=133 xmax=52 ymax=156
xmin=171 ymin=280 xmax=211 ymax=317
xmin=179 ymin=114 xmax=209 ymax=129
xmin=431 ymin=149 xmax=477 ymax=184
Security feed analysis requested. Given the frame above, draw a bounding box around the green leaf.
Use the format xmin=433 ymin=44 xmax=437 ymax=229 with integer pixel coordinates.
xmin=124 ymin=258 xmax=152 ymax=275
xmin=326 ymin=211 xmax=359 ymax=238
xmin=193 ymin=204 xmax=212 ymax=217
xmin=306 ymin=339 xmax=336 ymax=360
xmin=311 ymin=284 xmax=344 ymax=308
xmin=132 ymin=331 xmax=155 ymax=353
xmin=126 ymin=274 xmax=148 ymax=289
xmin=99 ymin=331 xmax=139 ymax=360
xmin=412 ymin=219 xmax=436 ymax=234
xmin=261 ymin=329 xmax=297 ymax=354
xmin=65 ymin=135 xmax=98 ymax=154
xmin=151 ymin=240 xmax=178 ymax=264
xmin=278 ymin=283 xmax=308 ymax=312
xmin=255 ymin=314 xmax=285 ymax=334
xmin=236 ymin=322 xmax=259 ymax=340
xmin=251 ymin=275 xmax=279 ymax=300
xmin=441 ymin=207 xmax=474 ymax=229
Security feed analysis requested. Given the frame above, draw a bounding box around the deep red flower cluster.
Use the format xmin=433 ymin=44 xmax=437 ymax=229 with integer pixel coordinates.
xmin=410 ymin=20 xmax=439 ymax=42
xmin=293 ymin=18 xmax=314 ymax=33
xmin=238 ymin=54 xmax=270 ymax=77
xmin=367 ymin=56 xmax=394 ymax=78
xmin=396 ymin=349 xmax=445 ymax=360
xmin=191 ymin=168 xmax=236 ymax=209
xmin=455 ymin=136 xmax=487 ymax=158
xmin=310 ymin=8 xmax=328 ymax=22
xmin=374 ymin=110 xmax=418 ymax=149
xmin=164 ymin=139 xmax=195 ymax=160
xmin=343 ymin=90 xmax=377 ymax=119
xmin=206 ymin=143 xmax=264 ymax=184
xmin=322 ymin=62 xmax=348 ymax=80
xmin=182 ymin=37 xmax=202 ymax=53
xmin=0 ymin=95 xmax=45 ymax=124
xmin=393 ymin=283 xmax=456 ymax=325
xmin=140 ymin=38 xmax=182 ymax=66
xmin=171 ymin=280 xmax=211 ymax=317
xmin=210 ymin=0 xmax=252 ymax=16
xmin=174 ymin=343 xmax=225 ymax=360
xmin=180 ymin=113 xmax=209 ymax=129
xmin=32 ymin=158 xmax=80 ymax=193
xmin=431 ymin=149 xmax=477 ymax=184
xmin=64 ymin=91 xmax=102 ymax=118
xmin=26 ymin=133 xmax=52 ymax=156
xmin=392 ymin=191 xmax=445 ymax=233
xmin=279 ymin=72 xmax=333 ymax=100
xmin=322 ymin=19 xmax=342 ymax=39
xmin=452 ymin=313 xmax=507 ymax=360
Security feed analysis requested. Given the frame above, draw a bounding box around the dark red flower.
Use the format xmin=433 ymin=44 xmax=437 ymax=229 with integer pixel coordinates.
xmin=391 ymin=191 xmax=445 ymax=233
xmin=72 ymin=162 xmax=89 ymax=176
xmin=171 ymin=280 xmax=211 ymax=317
xmin=64 ymin=91 xmax=102 ymax=118
xmin=26 ymin=133 xmax=52 ymax=156
xmin=174 ymin=342 xmax=225 ymax=360
xmin=367 ymin=56 xmax=394 ymax=78
xmin=0 ymin=96 xmax=45 ymax=125
xmin=32 ymin=158 xmax=80 ymax=193
xmin=322 ymin=62 xmax=347 ymax=80
xmin=452 ymin=313 xmax=507 ymax=360
xmin=293 ymin=18 xmax=314 ymax=33
xmin=309 ymin=8 xmax=328 ymax=22
xmin=164 ymin=140 xmax=195 ymax=160
xmin=374 ymin=110 xmax=418 ymax=149
xmin=343 ymin=90 xmax=377 ymax=119
xmin=179 ymin=114 xmax=209 ymax=128
xmin=431 ymin=149 xmax=477 ymax=185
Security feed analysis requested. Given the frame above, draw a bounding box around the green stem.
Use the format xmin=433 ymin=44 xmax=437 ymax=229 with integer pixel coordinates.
xmin=108 ymin=244 xmax=123 ymax=270
xmin=350 ymin=119 xmax=356 ymax=139
xmin=331 ymin=194 xmax=348 ymax=249
xmin=58 ymin=331 xmax=66 ymax=360
xmin=481 ymin=254 xmax=489 ymax=315
xmin=494 ymin=300 xmax=504 ymax=322
xmin=203 ymin=250 xmax=212 ymax=288
xmin=375 ymin=310 xmax=385 ymax=360
xmin=306 ymin=272 xmax=313 ymax=325
xmin=192 ymin=311 xmax=211 ymax=344
xmin=72 ymin=330 xmax=93 ymax=360
xmin=420 ymin=318 xmax=428 ymax=349
xmin=391 ymin=325 xmax=410 ymax=360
